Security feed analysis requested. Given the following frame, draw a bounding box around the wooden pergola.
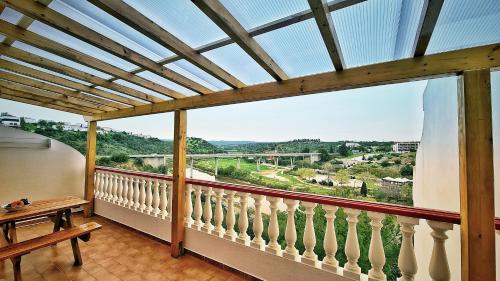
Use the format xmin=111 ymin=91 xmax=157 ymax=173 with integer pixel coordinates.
xmin=0 ymin=1 xmax=498 ymax=279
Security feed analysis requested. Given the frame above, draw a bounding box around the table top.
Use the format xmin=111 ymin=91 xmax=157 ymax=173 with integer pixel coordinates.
xmin=0 ymin=196 xmax=88 ymax=224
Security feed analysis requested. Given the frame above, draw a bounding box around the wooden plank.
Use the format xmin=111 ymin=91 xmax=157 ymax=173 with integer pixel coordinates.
xmin=0 ymin=92 xmax=89 ymax=115
xmin=84 ymin=121 xmax=97 ymax=217
xmin=0 ymin=20 xmax=185 ymax=99
xmin=2 ymin=0 xmax=212 ymax=95
xmin=0 ymin=72 xmax=115 ymax=111
xmin=0 ymin=87 xmax=100 ymax=114
xmin=0 ymin=45 xmax=164 ymax=103
xmin=192 ymin=0 xmax=288 ymax=81
xmin=87 ymin=43 xmax=500 ymax=121
xmin=0 ymin=70 xmax=124 ymax=110
xmin=171 ymin=110 xmax=187 ymax=258
xmin=0 ymin=222 xmax=101 ymax=260
xmin=0 ymin=58 xmax=145 ymax=106
xmin=458 ymin=69 xmax=495 ymax=281
xmin=89 ymin=0 xmax=245 ymax=89
xmin=308 ymin=0 xmax=345 ymax=70
xmin=413 ymin=0 xmax=444 ymax=57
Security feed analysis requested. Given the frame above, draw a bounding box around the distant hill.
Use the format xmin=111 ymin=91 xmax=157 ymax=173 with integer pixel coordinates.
xmin=208 ymin=140 xmax=257 ymax=146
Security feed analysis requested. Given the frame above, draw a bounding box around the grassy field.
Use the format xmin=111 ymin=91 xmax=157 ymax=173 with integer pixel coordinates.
xmin=194 ymin=158 xmax=270 ymax=173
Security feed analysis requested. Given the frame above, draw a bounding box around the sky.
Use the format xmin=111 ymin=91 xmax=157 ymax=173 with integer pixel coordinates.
xmin=0 ymin=80 xmax=427 ymax=142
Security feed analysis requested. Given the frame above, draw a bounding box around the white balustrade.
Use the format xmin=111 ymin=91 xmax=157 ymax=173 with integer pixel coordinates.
xmin=152 ymin=179 xmax=160 ymax=216
xmin=212 ymin=188 xmax=225 ymax=237
xmin=94 ymin=172 xmax=101 ymax=198
xmin=236 ymin=192 xmax=250 ymax=245
xmin=145 ymin=179 xmax=153 ymax=214
xmin=223 ymin=190 xmax=237 ymax=241
xmin=160 ymin=181 xmax=168 ymax=219
xmin=97 ymin=173 xmax=104 ymax=199
xmin=117 ymin=175 xmax=124 ymax=205
xmin=428 ymin=220 xmax=453 ymax=281
xmin=133 ymin=178 xmax=140 ymax=210
xmin=184 ymin=184 xmax=194 ymax=226
xmin=283 ymin=199 xmax=299 ymax=261
xmin=322 ymin=205 xmax=338 ymax=272
xmin=193 ymin=185 xmax=203 ymax=230
xmin=129 ymin=178 xmax=137 ymax=209
xmin=202 ymin=187 xmax=214 ymax=233
xmin=397 ymin=216 xmax=419 ymax=281
xmin=368 ymin=212 xmax=386 ymax=281
xmin=122 ymin=176 xmax=129 ymax=207
xmin=102 ymin=173 xmax=109 ymax=200
xmin=344 ymin=208 xmax=361 ymax=280
xmin=265 ymin=197 xmax=282 ymax=256
xmin=139 ymin=179 xmax=147 ymax=212
xmin=112 ymin=174 xmax=118 ymax=202
xmin=250 ymin=194 xmax=266 ymax=250
xmin=301 ymin=201 xmax=318 ymax=267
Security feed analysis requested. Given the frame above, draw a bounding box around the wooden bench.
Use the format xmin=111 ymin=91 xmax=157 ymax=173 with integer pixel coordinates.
xmin=0 ymin=222 xmax=101 ymax=281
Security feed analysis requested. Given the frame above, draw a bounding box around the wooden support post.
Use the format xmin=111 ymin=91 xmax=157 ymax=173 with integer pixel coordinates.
xmin=84 ymin=121 xmax=97 ymax=217
xmin=458 ymin=69 xmax=495 ymax=281
xmin=171 ymin=110 xmax=187 ymax=258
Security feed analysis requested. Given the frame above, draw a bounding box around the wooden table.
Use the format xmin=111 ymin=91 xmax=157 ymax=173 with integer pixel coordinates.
xmin=0 ymin=196 xmax=89 ymax=245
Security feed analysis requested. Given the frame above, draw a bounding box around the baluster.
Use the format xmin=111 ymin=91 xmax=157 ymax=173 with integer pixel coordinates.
xmin=104 ymin=173 xmax=110 ymax=200
xmin=97 ymin=173 xmax=104 ymax=199
xmin=160 ymin=181 xmax=168 ymax=219
xmin=127 ymin=177 xmax=134 ymax=209
xmin=152 ymin=179 xmax=160 ymax=216
xmin=368 ymin=212 xmax=386 ymax=281
xmin=212 ymin=188 xmax=225 ymax=237
xmin=102 ymin=173 xmax=108 ymax=200
xmin=344 ymin=208 xmax=361 ymax=280
xmin=202 ymin=187 xmax=214 ymax=233
xmin=107 ymin=173 xmax=114 ymax=202
xmin=184 ymin=184 xmax=194 ymax=226
xmin=112 ymin=174 xmax=118 ymax=202
xmin=94 ymin=172 xmax=100 ymax=198
xmin=117 ymin=175 xmax=124 ymax=205
xmin=250 ymin=194 xmax=266 ymax=250
xmin=427 ymin=221 xmax=453 ymax=281
xmin=223 ymin=191 xmax=237 ymax=241
xmin=193 ymin=186 xmax=203 ymax=230
xmin=265 ymin=197 xmax=282 ymax=256
xmin=236 ymin=192 xmax=250 ymax=245
xmin=397 ymin=216 xmax=419 ymax=281
xmin=301 ymin=202 xmax=318 ymax=267
xmin=322 ymin=205 xmax=339 ymax=272
xmin=145 ymin=179 xmax=153 ymax=214
xmin=283 ymin=199 xmax=299 ymax=261
xmin=133 ymin=178 xmax=140 ymax=210
xmin=122 ymin=176 xmax=129 ymax=207
xmin=139 ymin=179 xmax=147 ymax=213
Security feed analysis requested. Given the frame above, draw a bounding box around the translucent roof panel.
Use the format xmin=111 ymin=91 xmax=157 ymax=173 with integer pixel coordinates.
xmin=94 ymin=86 xmax=146 ymax=103
xmin=0 ymin=68 xmax=79 ymax=91
xmin=123 ymin=0 xmax=227 ymax=48
xmin=0 ymin=34 xmax=5 ymax=42
xmin=50 ymin=0 xmax=174 ymax=61
xmin=332 ymin=0 xmax=425 ymax=67
xmin=166 ymin=60 xmax=231 ymax=91
xmin=427 ymin=0 xmax=500 ymax=54
xmin=113 ymin=79 xmax=172 ymax=100
xmin=0 ymin=56 xmax=92 ymax=86
xmin=219 ymin=0 xmax=309 ymax=30
xmin=28 ymin=21 xmax=138 ymax=71
xmin=254 ymin=19 xmax=333 ymax=77
xmin=0 ymin=7 xmax=23 ymax=25
xmin=12 ymin=41 xmax=113 ymax=80
xmin=203 ymin=43 xmax=274 ymax=85
xmin=136 ymin=71 xmax=198 ymax=97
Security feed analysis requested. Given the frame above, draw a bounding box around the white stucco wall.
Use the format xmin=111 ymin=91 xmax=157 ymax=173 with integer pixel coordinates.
xmin=0 ymin=125 xmax=85 ymax=202
xmin=413 ymin=73 xmax=500 ymax=280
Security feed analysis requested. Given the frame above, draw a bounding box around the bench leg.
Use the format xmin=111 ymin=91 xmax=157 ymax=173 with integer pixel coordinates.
xmin=12 ymin=256 xmax=21 ymax=281
xmin=64 ymin=209 xmax=83 ymax=266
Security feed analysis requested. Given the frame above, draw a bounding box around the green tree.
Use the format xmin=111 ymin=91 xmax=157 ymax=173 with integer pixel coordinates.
xmin=400 ymin=164 xmax=413 ymax=177
xmin=318 ymin=148 xmax=330 ymax=162
xmin=322 ymin=162 xmax=335 ymax=182
xmin=297 ymin=168 xmax=315 ymax=180
xmin=338 ymin=143 xmax=351 ymax=157
xmin=360 ymin=181 xmax=368 ymax=197
xmin=335 ymin=169 xmax=350 ymax=187
xmin=357 ymin=171 xmax=376 ymax=184
xmin=381 ymin=160 xmax=390 ymax=167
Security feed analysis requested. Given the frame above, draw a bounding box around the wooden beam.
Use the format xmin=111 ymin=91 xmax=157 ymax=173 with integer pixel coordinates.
xmin=171 ymin=110 xmax=187 ymax=258
xmin=89 ymin=0 xmax=245 ymax=89
xmin=413 ymin=0 xmax=444 ymax=57
xmin=0 ymin=45 xmax=164 ymax=103
xmin=458 ymin=69 xmax=495 ymax=281
xmin=3 ymin=0 xmax=212 ymax=95
xmin=0 ymin=70 xmax=120 ymax=111
xmin=87 ymin=43 xmax=500 ymax=121
xmin=0 ymin=58 xmax=145 ymax=106
xmin=84 ymin=121 xmax=97 ymax=217
xmin=0 ymin=92 xmax=89 ymax=115
xmin=0 ymin=20 xmax=185 ymax=99
xmin=192 ymin=0 xmax=289 ymax=81
xmin=308 ymin=0 xmax=345 ymax=70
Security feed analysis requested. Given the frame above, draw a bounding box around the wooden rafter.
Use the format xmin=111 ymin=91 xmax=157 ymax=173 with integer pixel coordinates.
xmin=0 ymin=91 xmax=90 ymax=115
xmin=0 ymin=20 xmax=184 ymax=100
xmin=0 ymin=44 xmax=164 ymax=103
xmin=308 ymin=0 xmax=345 ymax=70
xmin=89 ymin=0 xmax=245 ymax=89
xmin=2 ymin=0 xmax=212 ymax=95
xmin=0 ymin=59 xmax=145 ymax=107
xmin=86 ymin=43 xmax=500 ymax=121
xmin=0 ymin=70 xmax=121 ymax=111
xmin=413 ymin=0 xmax=445 ymax=57
xmin=192 ymin=0 xmax=289 ymax=81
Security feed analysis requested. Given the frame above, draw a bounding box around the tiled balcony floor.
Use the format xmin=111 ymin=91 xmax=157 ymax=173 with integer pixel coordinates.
xmin=0 ymin=214 xmax=245 ymax=281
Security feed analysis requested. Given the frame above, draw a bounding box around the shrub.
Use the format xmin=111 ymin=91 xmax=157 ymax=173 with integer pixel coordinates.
xmin=96 ymin=157 xmax=112 ymax=166
xmin=110 ymin=153 xmax=129 ymax=163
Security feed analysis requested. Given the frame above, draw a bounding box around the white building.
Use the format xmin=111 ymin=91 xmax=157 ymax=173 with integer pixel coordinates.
xmin=392 ymin=141 xmax=419 ymax=152
xmin=345 ymin=142 xmax=360 ymax=148
xmin=0 ymin=114 xmax=20 ymax=128
xmin=381 ymin=176 xmax=412 ymax=187
xmin=22 ymin=117 xmax=37 ymax=124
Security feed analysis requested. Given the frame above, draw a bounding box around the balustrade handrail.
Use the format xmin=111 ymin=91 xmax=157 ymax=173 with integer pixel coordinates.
xmin=95 ymin=166 xmax=500 ymax=229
